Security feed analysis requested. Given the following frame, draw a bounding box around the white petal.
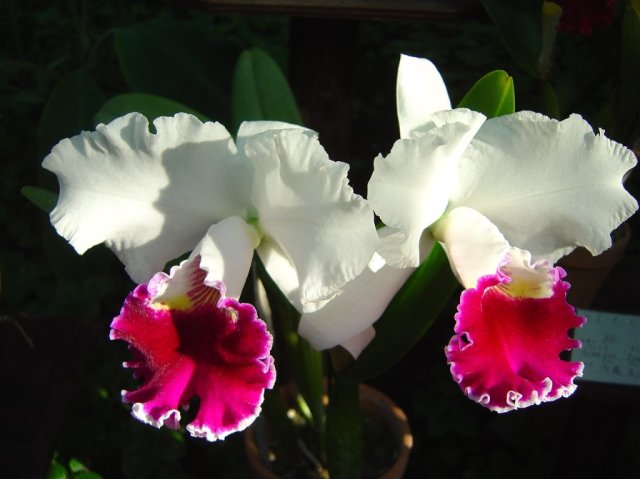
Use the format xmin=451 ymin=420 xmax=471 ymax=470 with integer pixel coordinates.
xmin=255 ymin=237 xmax=303 ymax=312
xmin=236 ymin=120 xmax=315 ymax=151
xmin=451 ymin=112 xmax=638 ymax=262
xmin=190 ymin=216 xmax=261 ymax=299
xmin=43 ymin=113 xmax=252 ymax=282
xmin=340 ymin=327 xmax=376 ymax=358
xmin=397 ymin=54 xmax=452 ymax=139
xmin=246 ymin=129 xmax=378 ymax=308
xmin=410 ymin=109 xmax=486 ymax=139
xmin=368 ymin=110 xmax=485 ymax=267
xmin=432 ymin=207 xmax=510 ymax=289
xmin=298 ymin=259 xmax=416 ymax=355
xmin=298 ymin=230 xmax=435 ymax=357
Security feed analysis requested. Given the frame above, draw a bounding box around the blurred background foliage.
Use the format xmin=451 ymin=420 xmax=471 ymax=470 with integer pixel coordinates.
xmin=1 ymin=1 xmax=638 ymax=478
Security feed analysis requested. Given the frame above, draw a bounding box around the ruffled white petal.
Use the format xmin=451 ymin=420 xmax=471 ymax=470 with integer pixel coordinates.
xmin=368 ymin=110 xmax=485 ymax=267
xmin=396 ymin=54 xmax=452 ymax=139
xmin=298 ymin=256 xmax=416 ymax=355
xmin=298 ymin=230 xmax=435 ymax=357
xmin=246 ymin=129 xmax=378 ymax=308
xmin=409 ymin=109 xmax=486 ymax=140
xmin=43 ymin=113 xmax=252 ymax=282
xmin=432 ymin=207 xmax=510 ymax=289
xmin=236 ymin=120 xmax=315 ymax=151
xmin=450 ymin=112 xmax=638 ymax=263
xmin=190 ymin=216 xmax=261 ymax=300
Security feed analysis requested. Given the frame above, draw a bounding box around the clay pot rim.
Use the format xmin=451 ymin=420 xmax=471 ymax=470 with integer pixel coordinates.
xmin=244 ymin=383 xmax=413 ymax=479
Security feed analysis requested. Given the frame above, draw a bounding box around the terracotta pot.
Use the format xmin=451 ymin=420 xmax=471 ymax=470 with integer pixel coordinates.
xmin=244 ymin=383 xmax=413 ymax=479
xmin=559 ymin=222 xmax=631 ymax=308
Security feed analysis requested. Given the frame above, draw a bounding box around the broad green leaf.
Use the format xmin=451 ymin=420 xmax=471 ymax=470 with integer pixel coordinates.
xmin=94 ymin=93 xmax=209 ymax=127
xmin=347 ymin=243 xmax=459 ymax=381
xmin=481 ymin=0 xmax=542 ymax=78
xmin=231 ymin=47 xmax=302 ymax=133
xmin=457 ymin=70 xmax=515 ymax=117
xmin=37 ymin=69 xmax=105 ymax=156
xmin=21 ymin=186 xmax=57 ymax=213
xmin=326 ymin=376 xmax=362 ymax=479
xmin=115 ymin=21 xmax=239 ymax=123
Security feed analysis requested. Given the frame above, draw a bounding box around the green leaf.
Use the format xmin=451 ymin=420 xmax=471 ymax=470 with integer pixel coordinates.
xmin=457 ymin=70 xmax=515 ymax=117
xmin=68 ymin=458 xmax=87 ymax=473
xmin=74 ymin=473 xmax=103 ymax=479
xmin=94 ymin=93 xmax=209 ymax=127
xmin=231 ymin=47 xmax=302 ymax=133
xmin=115 ymin=20 xmax=239 ymax=123
xmin=347 ymin=243 xmax=459 ymax=381
xmin=37 ymin=69 xmax=106 ymax=157
xmin=481 ymin=0 xmax=542 ymax=78
xmin=21 ymin=186 xmax=57 ymax=213
xmin=46 ymin=460 xmax=68 ymax=479
xmin=326 ymin=376 xmax=362 ymax=479
xmin=66 ymin=459 xmax=102 ymax=478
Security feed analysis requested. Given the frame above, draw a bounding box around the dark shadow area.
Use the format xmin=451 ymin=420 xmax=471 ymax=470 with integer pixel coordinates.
xmin=1 ymin=1 xmax=638 ymax=478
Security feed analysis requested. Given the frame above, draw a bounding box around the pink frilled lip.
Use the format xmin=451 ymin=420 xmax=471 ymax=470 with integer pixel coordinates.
xmin=110 ymin=257 xmax=276 ymax=441
xmin=445 ymin=265 xmax=585 ymax=413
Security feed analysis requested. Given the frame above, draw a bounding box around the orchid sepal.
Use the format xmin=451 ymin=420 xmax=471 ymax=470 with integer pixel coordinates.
xmin=347 ymin=241 xmax=459 ymax=382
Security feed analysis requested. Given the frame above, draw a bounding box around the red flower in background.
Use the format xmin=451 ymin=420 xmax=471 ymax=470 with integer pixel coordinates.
xmin=555 ymin=0 xmax=617 ymax=35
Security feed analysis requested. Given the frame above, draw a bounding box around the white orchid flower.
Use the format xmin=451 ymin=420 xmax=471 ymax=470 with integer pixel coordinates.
xmin=299 ymin=54 xmax=637 ymax=360
xmin=43 ymin=113 xmax=378 ymax=313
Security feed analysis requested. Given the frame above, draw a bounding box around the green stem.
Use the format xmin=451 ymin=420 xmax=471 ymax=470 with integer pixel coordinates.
xmin=326 ymin=375 xmax=362 ymax=479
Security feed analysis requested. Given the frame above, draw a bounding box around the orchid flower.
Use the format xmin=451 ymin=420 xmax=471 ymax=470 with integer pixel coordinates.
xmin=365 ymin=54 xmax=637 ymax=409
xmin=111 ymin=254 xmax=275 ymax=440
xmin=43 ymin=113 xmax=378 ymax=314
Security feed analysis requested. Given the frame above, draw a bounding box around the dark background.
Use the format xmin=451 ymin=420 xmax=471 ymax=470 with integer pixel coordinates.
xmin=1 ymin=1 xmax=638 ymax=478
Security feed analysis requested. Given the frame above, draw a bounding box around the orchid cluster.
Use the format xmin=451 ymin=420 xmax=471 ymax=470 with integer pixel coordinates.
xmin=44 ymin=54 xmax=637 ymax=446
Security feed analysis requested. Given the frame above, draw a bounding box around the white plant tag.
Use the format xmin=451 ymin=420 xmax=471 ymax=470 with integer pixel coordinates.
xmin=571 ymin=309 xmax=640 ymax=386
